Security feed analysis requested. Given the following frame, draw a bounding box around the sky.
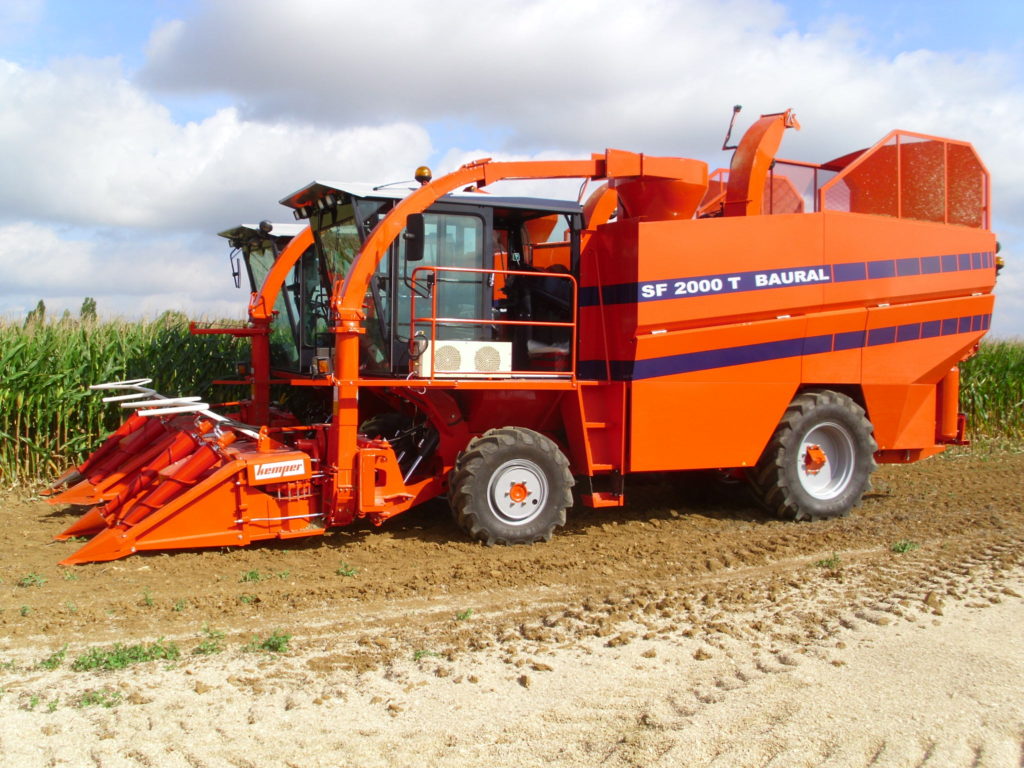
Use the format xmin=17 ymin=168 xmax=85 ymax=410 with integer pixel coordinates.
xmin=0 ymin=0 xmax=1021 ymax=335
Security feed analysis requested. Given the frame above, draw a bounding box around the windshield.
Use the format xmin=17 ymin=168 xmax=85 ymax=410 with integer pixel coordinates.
xmin=269 ymin=205 xmax=359 ymax=373
xmin=319 ymin=211 xmax=360 ymax=280
xmin=245 ymin=243 xmax=276 ymax=293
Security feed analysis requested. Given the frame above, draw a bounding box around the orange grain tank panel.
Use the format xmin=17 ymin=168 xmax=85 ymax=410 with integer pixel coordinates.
xmin=628 ymin=379 xmax=796 ymax=471
xmin=800 ymin=306 xmax=867 ymax=384
xmin=861 ymin=294 xmax=993 ymax=386
xmin=822 ymin=212 xmax=995 ymax=309
xmin=861 ymin=383 xmax=937 ymax=451
xmin=625 ymin=315 xmax=808 ymax=470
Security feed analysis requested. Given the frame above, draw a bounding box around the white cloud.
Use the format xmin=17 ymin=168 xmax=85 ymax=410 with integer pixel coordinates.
xmin=991 ymin=224 xmax=1024 ymax=338
xmin=0 ymin=57 xmax=433 ymax=231
xmin=0 ymin=54 xmax=434 ymax=323
xmin=0 ymin=222 xmax=248 ymax=320
xmin=136 ymin=3 xmax=1021 ymax=140
xmin=1 ymin=0 xmax=1021 ymax=334
xmin=135 ymin=1 xmax=1024 ymax=232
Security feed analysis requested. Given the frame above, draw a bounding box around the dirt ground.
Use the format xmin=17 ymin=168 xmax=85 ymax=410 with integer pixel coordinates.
xmin=1 ymin=447 xmax=1023 ymax=767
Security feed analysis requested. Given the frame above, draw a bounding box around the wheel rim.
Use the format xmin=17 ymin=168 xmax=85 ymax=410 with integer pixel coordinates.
xmin=486 ymin=459 xmax=548 ymax=526
xmin=797 ymin=421 xmax=856 ymax=500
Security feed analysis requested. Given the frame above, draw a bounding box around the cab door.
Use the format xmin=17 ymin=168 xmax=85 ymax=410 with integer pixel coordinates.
xmin=395 ymin=207 xmax=492 ymax=345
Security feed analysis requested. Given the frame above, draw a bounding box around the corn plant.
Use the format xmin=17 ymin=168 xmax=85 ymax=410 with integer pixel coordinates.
xmin=0 ymin=314 xmax=243 ymax=483
xmin=960 ymin=340 xmax=1024 ymax=440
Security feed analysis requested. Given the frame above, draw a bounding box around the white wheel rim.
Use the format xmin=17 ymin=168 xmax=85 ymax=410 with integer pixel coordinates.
xmin=487 ymin=459 xmax=548 ymax=526
xmin=797 ymin=422 xmax=855 ymax=500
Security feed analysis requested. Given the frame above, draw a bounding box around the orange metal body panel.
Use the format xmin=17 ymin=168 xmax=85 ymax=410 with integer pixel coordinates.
xmin=576 ymin=200 xmax=994 ymax=473
xmin=800 ymin=307 xmax=866 ymax=383
xmin=822 ymin=213 xmax=994 ymax=308
xmin=629 ymin=379 xmax=796 ymax=471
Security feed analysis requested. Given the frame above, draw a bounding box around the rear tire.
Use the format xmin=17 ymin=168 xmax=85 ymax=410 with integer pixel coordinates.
xmin=450 ymin=427 xmax=573 ymax=545
xmin=749 ymin=390 xmax=876 ymax=521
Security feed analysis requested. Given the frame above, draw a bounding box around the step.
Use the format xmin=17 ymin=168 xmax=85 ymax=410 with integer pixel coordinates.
xmin=582 ymin=491 xmax=624 ymax=508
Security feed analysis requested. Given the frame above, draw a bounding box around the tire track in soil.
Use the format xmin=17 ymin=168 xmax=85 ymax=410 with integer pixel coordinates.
xmin=0 ymin=450 xmax=1022 ymax=767
xmin=551 ymin=537 xmax=1024 ymax=768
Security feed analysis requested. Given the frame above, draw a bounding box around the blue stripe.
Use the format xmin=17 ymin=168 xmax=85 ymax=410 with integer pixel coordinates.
xmin=896 ymin=257 xmax=920 ymax=276
xmin=833 ymin=330 xmax=865 ymax=351
xmin=803 ymin=334 xmax=832 ymax=355
xmin=897 ymin=323 xmax=921 ymax=342
xmin=834 ymin=262 xmax=866 ymax=282
xmin=577 ymin=312 xmax=991 ymax=381
xmin=579 ymin=251 xmax=994 ymax=308
xmin=868 ymin=260 xmax=896 ymax=279
xmin=868 ymin=327 xmax=896 ymax=346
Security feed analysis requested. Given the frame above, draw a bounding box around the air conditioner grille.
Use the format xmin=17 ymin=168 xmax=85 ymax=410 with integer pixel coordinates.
xmin=414 ymin=340 xmax=513 ymax=377
xmin=434 ymin=344 xmax=462 ymax=371
xmin=474 ymin=346 xmax=501 ymax=372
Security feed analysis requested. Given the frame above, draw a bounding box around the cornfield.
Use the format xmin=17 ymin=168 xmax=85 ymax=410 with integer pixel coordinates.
xmin=0 ymin=316 xmax=1020 ymax=484
xmin=959 ymin=339 xmax=1024 ymax=441
xmin=0 ymin=314 xmax=243 ymax=484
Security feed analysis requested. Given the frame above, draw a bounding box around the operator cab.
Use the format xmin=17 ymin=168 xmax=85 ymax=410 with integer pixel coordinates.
xmin=281 ymin=181 xmax=584 ymax=378
xmin=218 ymin=222 xmax=305 ymax=293
xmin=218 ymin=222 xmax=329 ymax=374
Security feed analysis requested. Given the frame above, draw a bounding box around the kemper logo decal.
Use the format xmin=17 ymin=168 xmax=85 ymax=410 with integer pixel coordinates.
xmin=253 ymin=460 xmax=306 ymax=482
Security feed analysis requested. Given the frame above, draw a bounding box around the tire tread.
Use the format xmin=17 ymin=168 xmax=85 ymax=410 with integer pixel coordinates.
xmin=450 ymin=427 xmax=572 ymax=545
xmin=749 ymin=390 xmax=877 ymax=521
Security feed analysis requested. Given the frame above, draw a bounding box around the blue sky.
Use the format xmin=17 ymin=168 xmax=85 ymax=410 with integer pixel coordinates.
xmin=786 ymin=0 xmax=1023 ymax=59
xmin=0 ymin=0 xmax=1021 ymax=333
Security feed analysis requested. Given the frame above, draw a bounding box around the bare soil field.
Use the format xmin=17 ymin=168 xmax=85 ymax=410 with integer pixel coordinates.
xmin=1 ymin=448 xmax=1023 ymax=767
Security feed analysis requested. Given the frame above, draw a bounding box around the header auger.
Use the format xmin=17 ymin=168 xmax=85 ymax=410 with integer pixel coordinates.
xmin=47 ymin=111 xmax=998 ymax=565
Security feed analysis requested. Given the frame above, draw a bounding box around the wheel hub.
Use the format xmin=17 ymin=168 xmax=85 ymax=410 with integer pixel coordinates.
xmin=507 ymin=482 xmax=530 ymax=503
xmin=803 ymin=444 xmax=827 ymax=475
xmin=797 ymin=422 xmax=855 ymax=500
xmin=487 ymin=459 xmax=548 ymax=526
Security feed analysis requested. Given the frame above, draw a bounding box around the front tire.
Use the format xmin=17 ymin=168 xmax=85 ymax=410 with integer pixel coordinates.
xmin=450 ymin=427 xmax=573 ymax=545
xmin=750 ymin=390 xmax=877 ymax=521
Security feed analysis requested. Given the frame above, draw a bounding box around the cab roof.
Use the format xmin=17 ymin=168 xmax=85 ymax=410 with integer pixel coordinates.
xmin=279 ymin=181 xmax=582 ymax=219
xmin=217 ymin=222 xmax=306 ymax=243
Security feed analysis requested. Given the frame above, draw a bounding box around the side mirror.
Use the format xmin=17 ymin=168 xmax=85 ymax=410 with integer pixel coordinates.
xmin=404 ymin=213 xmax=425 ymax=262
xmin=229 ymin=248 xmax=242 ymax=289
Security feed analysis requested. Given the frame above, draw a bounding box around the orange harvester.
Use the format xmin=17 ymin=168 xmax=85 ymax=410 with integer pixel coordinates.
xmin=48 ymin=110 xmax=998 ymax=565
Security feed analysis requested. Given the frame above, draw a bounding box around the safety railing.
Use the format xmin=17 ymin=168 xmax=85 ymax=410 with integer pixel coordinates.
xmin=700 ymin=131 xmax=989 ymax=229
xmin=818 ymin=130 xmax=990 ymax=228
xmin=767 ymin=160 xmax=838 ymax=214
xmin=408 ymin=265 xmax=577 ymax=380
xmin=699 ymin=162 xmax=837 ymax=217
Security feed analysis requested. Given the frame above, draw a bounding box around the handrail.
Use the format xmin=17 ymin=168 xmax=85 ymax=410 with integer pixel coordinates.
xmin=408 ymin=265 xmax=577 ymax=380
